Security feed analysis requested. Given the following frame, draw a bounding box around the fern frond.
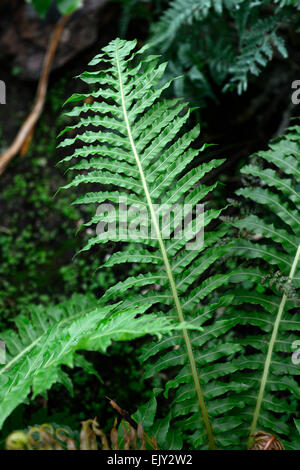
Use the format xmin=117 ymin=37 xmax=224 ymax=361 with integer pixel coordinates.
xmin=226 ymin=125 xmax=300 ymax=448
xmin=149 ymin=0 xmax=295 ymax=99
xmin=0 ymin=294 xmax=178 ymax=429
xmin=59 ymin=38 xmax=232 ymax=449
xmin=226 ymin=15 xmax=288 ymax=94
xmin=150 ymin=0 xmax=244 ymax=52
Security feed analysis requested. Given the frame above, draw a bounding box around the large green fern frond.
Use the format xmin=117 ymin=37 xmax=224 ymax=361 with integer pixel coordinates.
xmin=58 ymin=38 xmax=234 ymax=449
xmin=226 ymin=14 xmax=288 ymax=94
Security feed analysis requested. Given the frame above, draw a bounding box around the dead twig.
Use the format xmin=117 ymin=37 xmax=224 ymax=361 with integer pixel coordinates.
xmin=0 ymin=12 xmax=73 ymax=175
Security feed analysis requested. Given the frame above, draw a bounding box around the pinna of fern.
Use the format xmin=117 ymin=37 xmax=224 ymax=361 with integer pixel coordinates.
xmin=57 ymin=38 xmax=257 ymax=450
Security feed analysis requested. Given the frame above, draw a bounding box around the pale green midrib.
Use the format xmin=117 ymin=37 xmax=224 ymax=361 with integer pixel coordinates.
xmin=0 ymin=306 xmax=96 ymax=377
xmin=115 ymin=44 xmax=216 ymax=450
xmin=248 ymin=243 xmax=300 ymax=449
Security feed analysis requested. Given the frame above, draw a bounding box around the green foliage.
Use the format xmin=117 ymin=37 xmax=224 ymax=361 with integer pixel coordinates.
xmin=0 ymin=106 xmax=109 ymax=329
xmin=0 ymin=293 xmax=178 ymax=429
xmin=146 ymin=0 xmax=300 ymax=102
xmin=58 ymin=38 xmax=300 ymax=450
xmin=27 ymin=0 xmax=82 ymax=17
xmin=113 ymin=0 xmax=166 ymax=37
xmin=58 ymin=37 xmax=231 ymax=450
xmin=1 ymin=36 xmax=299 ymax=450
xmin=227 ymin=125 xmax=300 ymax=449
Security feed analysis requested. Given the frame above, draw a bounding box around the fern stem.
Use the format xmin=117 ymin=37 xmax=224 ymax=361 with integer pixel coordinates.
xmin=115 ymin=43 xmax=216 ymax=450
xmin=248 ymin=243 xmax=300 ymax=449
